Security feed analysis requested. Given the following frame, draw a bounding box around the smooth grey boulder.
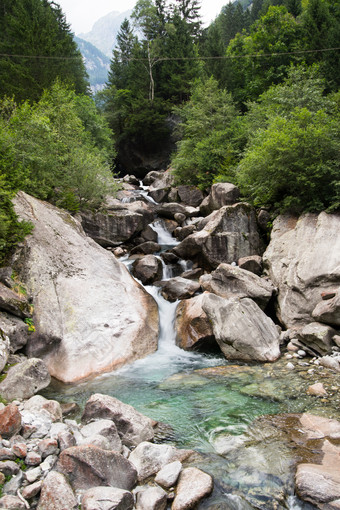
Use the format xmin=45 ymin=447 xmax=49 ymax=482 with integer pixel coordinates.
xmin=173 ymin=203 xmax=263 ymax=269
xmin=199 ymin=263 xmax=275 ymax=310
xmin=80 ymin=197 xmax=154 ymax=247
xmin=0 ymin=358 xmax=50 ymax=401
xmin=136 ymin=486 xmax=167 ymax=510
xmin=143 ymin=171 xmax=164 ymax=186
xmin=12 ymin=192 xmax=159 ymax=383
xmin=157 ymin=277 xmax=200 ymax=302
xmin=175 ymin=295 xmax=216 ymax=351
xmin=132 ymin=255 xmax=163 ymax=285
xmin=81 ymin=394 xmax=154 ymax=448
xmin=177 ymin=185 xmax=204 ymax=207
xmin=20 ymin=409 xmax=52 ymax=439
xmin=202 ymin=294 xmax=281 ymax=362
xmin=172 ymin=467 xmax=213 ymax=510
xmin=0 ymin=312 xmax=28 ymax=353
xmin=263 ymin=212 xmax=340 ymax=328
xmin=128 ymin=442 xmax=193 ymax=481
xmin=80 ymin=419 xmax=123 ymax=452
xmin=296 ymin=322 xmax=337 ymax=356
xmin=238 ymin=255 xmax=262 ymax=275
xmin=0 ymin=282 xmax=31 ymax=319
xmin=130 ymin=241 xmax=161 ymax=255
xmin=154 ymin=460 xmax=182 ymax=489
xmin=200 ymin=182 xmax=240 ymax=215
xmin=82 ymin=487 xmax=134 ymax=510
xmin=23 ymin=395 xmax=62 ymax=422
xmin=0 ymin=494 xmax=26 ymax=509
xmin=57 ymin=445 xmax=137 ymax=491
xmin=0 ymin=329 xmax=9 ymax=372
xmin=148 ymin=169 xmax=175 ymax=203
xmin=312 ymin=289 xmax=340 ymax=327
xmin=156 ymin=203 xmax=188 ymax=220
xmin=37 ymin=471 xmax=77 ymax=510
xmin=296 ymin=440 xmax=340 ymax=508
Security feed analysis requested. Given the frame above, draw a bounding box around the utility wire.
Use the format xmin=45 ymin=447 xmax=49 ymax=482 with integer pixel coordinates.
xmin=0 ymin=46 xmax=339 ymax=61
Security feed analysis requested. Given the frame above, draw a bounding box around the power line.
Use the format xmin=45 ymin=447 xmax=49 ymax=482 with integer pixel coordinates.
xmin=0 ymin=46 xmax=339 ymax=62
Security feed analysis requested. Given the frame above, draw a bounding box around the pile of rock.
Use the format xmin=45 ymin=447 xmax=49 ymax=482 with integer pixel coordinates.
xmin=0 ymin=393 xmax=213 ymax=509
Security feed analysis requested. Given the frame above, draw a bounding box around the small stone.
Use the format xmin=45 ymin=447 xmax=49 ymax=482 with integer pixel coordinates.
xmin=136 ymin=486 xmax=167 ymax=510
xmin=25 ymin=451 xmax=42 ymax=466
xmin=3 ymin=470 xmax=24 ymax=495
xmin=155 ymin=460 xmax=182 ymax=489
xmin=58 ymin=429 xmax=76 ymax=451
xmin=38 ymin=438 xmax=59 ymax=459
xmin=37 ymin=471 xmax=77 ymax=510
xmin=319 ymin=356 xmax=340 ymax=372
xmin=307 ymin=369 xmax=315 ymax=374
xmin=172 ymin=467 xmax=213 ymax=510
xmin=82 ymin=487 xmax=134 ymax=510
xmin=0 ymin=494 xmax=26 ymax=509
xmin=21 ymin=480 xmax=42 ymax=499
xmin=11 ymin=443 xmax=27 ymax=458
xmin=297 ymin=350 xmax=306 ymax=357
xmin=0 ymin=404 xmax=22 ymax=439
xmin=307 ymin=383 xmax=328 ymax=397
xmin=0 ymin=460 xmax=20 ymax=477
xmin=287 ymin=342 xmax=299 ymax=352
xmin=285 ymin=353 xmax=293 ymax=359
xmin=0 ymin=447 xmax=16 ymax=461
xmin=40 ymin=454 xmax=58 ymax=473
xmin=25 ymin=466 xmax=42 ymax=484
xmin=286 ymin=362 xmax=295 ymax=370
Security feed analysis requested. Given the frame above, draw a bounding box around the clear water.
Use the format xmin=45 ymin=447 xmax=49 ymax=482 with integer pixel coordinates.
xmin=42 ymin=198 xmax=334 ymax=509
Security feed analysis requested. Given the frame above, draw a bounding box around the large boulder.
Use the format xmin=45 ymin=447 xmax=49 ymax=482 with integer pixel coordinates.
xmin=57 ymin=445 xmax=137 ymax=491
xmin=263 ymin=212 xmax=340 ymax=328
xmin=0 ymin=329 xmax=9 ymax=372
xmin=172 ymin=467 xmax=213 ymax=510
xmin=200 ymin=182 xmax=240 ymax=215
xmin=79 ymin=199 xmax=154 ymax=247
xmin=37 ymin=471 xmax=77 ymax=510
xmin=157 ymin=277 xmax=200 ymax=302
xmin=177 ymin=185 xmax=204 ymax=207
xmin=132 ymin=256 xmax=163 ymax=285
xmin=199 ymin=263 xmax=275 ymax=310
xmin=0 ymin=282 xmax=31 ymax=319
xmin=0 ymin=312 xmax=28 ymax=353
xmin=296 ymin=322 xmax=337 ymax=356
xmin=82 ymin=487 xmax=134 ymax=510
xmin=312 ymin=289 xmax=340 ymax=327
xmin=0 ymin=358 xmax=50 ymax=401
xmin=12 ymin=192 xmax=159 ymax=383
xmin=175 ymin=294 xmax=216 ymax=351
xmin=81 ymin=394 xmax=154 ymax=448
xmin=296 ymin=440 xmax=340 ymax=508
xmin=173 ymin=203 xmax=263 ymax=270
xmin=202 ymin=294 xmax=281 ymax=362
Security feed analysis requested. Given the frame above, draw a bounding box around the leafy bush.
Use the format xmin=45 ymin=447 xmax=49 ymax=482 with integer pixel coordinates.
xmin=171 ymin=77 xmax=239 ymax=188
xmin=236 ymin=108 xmax=340 ymax=213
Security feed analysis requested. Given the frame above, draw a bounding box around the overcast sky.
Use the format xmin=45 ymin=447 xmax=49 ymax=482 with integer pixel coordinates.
xmin=57 ymin=0 xmax=227 ymax=34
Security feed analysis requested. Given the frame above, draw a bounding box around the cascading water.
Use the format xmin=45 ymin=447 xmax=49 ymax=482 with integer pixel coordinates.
xmin=43 ymin=182 xmax=321 ymax=510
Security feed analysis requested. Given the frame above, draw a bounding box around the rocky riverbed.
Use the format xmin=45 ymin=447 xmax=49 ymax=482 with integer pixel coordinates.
xmin=0 ymin=169 xmax=339 ymax=508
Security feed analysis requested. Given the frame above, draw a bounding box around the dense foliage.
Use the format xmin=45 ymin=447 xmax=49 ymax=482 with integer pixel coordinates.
xmin=0 ymin=1 xmax=117 ymax=264
xmin=0 ymin=0 xmax=89 ymax=102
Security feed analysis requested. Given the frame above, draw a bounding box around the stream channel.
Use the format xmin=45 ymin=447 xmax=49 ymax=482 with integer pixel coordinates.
xmin=43 ymin=185 xmax=339 ymax=510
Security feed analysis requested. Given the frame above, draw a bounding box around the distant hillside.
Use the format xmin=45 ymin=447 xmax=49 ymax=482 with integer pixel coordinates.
xmin=78 ymin=9 xmax=133 ymax=57
xmin=75 ymin=36 xmax=110 ymax=92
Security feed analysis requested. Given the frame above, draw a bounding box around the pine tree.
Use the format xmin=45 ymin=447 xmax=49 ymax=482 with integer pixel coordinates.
xmin=0 ymin=0 xmax=89 ymax=102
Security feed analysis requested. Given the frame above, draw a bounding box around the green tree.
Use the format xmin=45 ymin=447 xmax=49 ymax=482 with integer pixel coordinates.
xmin=236 ymin=108 xmax=340 ymax=212
xmin=0 ymin=0 xmax=89 ymax=102
xmin=172 ymin=77 xmax=239 ymax=188
xmin=226 ymin=6 xmax=303 ymax=105
xmin=0 ymin=82 xmax=117 ymax=212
